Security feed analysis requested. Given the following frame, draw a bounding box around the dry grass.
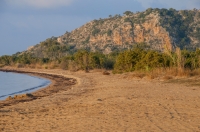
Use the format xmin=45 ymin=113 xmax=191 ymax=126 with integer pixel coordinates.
xmin=59 ymin=62 xmax=68 ymax=70
xmin=162 ymin=75 xmax=173 ymax=80
xmin=146 ymin=74 xmax=159 ymax=80
xmin=15 ymin=63 xmax=24 ymax=68
xmin=0 ymin=64 xmax=5 ymax=68
xmin=124 ymin=68 xmax=200 ymax=81
xmin=148 ymin=68 xmax=200 ymax=78
xmin=34 ymin=64 xmax=42 ymax=69
xmin=188 ymin=69 xmax=200 ymax=76
xmin=92 ymin=69 xmax=105 ymax=72
xmin=48 ymin=62 xmax=59 ymax=69
xmin=165 ymin=76 xmax=200 ymax=87
xmin=132 ymin=72 xmax=146 ymax=79
xmin=28 ymin=64 xmax=37 ymax=69
xmin=68 ymin=61 xmax=79 ymax=72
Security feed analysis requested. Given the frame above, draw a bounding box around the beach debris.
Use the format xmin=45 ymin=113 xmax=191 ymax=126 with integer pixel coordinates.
xmin=103 ymin=71 xmax=110 ymax=75
xmin=97 ymin=99 xmax=103 ymax=101
xmin=5 ymin=93 xmax=34 ymax=100
xmin=25 ymin=93 xmax=34 ymax=97
xmin=6 ymin=96 xmax=13 ymax=100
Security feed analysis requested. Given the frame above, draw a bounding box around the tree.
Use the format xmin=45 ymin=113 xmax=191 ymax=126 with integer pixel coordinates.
xmin=0 ymin=55 xmax=13 ymax=65
xmin=74 ymin=50 xmax=90 ymax=71
xmin=123 ymin=11 xmax=133 ymax=16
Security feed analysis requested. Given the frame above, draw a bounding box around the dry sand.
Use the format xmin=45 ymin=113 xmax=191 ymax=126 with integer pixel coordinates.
xmin=0 ymin=68 xmax=200 ymax=132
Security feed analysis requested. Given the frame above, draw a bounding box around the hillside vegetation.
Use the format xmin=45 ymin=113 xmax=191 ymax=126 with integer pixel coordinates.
xmin=18 ymin=8 xmax=200 ymax=58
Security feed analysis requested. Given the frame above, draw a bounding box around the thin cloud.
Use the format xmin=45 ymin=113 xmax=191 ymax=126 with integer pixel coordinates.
xmin=6 ymin=0 xmax=74 ymax=8
xmin=135 ymin=0 xmax=200 ymax=9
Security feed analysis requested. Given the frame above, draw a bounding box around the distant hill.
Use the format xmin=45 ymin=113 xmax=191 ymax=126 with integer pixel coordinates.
xmin=21 ymin=8 xmax=200 ymax=58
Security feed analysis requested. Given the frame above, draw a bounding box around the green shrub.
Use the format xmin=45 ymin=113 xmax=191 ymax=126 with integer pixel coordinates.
xmin=107 ymin=29 xmax=112 ymax=36
xmin=92 ymin=28 xmax=101 ymax=36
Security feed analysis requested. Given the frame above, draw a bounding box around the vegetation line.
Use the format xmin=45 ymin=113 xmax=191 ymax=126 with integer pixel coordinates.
xmin=1 ymin=45 xmax=200 ymax=76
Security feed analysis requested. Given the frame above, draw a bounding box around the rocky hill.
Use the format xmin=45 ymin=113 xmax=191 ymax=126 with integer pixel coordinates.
xmin=23 ymin=8 xmax=200 ymax=58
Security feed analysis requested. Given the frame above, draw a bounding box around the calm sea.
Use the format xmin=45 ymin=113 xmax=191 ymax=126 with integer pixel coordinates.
xmin=0 ymin=71 xmax=51 ymax=100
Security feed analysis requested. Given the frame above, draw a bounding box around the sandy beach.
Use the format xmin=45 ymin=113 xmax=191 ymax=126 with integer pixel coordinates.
xmin=0 ymin=67 xmax=200 ymax=132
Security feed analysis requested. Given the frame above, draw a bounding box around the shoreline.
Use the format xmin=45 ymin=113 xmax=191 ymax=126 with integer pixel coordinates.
xmin=0 ymin=68 xmax=77 ymax=109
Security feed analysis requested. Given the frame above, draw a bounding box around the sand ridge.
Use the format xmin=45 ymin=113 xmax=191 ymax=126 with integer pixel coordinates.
xmin=0 ymin=68 xmax=200 ymax=132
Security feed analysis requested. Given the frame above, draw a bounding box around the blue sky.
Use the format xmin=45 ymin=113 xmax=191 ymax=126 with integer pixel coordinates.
xmin=0 ymin=0 xmax=200 ymax=56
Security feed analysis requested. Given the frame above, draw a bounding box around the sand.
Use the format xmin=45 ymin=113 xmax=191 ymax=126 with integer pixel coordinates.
xmin=0 ymin=67 xmax=200 ymax=132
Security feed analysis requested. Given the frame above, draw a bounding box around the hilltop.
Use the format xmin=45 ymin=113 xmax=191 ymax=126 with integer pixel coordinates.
xmin=22 ymin=8 xmax=200 ymax=58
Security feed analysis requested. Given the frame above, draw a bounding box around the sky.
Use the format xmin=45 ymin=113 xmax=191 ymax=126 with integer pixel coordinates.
xmin=0 ymin=0 xmax=200 ymax=56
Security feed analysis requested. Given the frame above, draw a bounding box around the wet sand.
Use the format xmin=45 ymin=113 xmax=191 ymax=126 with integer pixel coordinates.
xmin=0 ymin=67 xmax=200 ymax=131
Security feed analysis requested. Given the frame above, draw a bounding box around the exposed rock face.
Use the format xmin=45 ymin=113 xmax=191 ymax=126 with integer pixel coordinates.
xmin=25 ymin=8 xmax=200 ymax=56
xmin=58 ymin=12 xmax=174 ymax=54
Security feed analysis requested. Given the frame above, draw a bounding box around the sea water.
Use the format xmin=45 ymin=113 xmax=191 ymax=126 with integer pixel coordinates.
xmin=0 ymin=71 xmax=51 ymax=100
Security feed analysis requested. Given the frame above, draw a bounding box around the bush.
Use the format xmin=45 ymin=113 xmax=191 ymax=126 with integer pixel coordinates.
xmin=107 ymin=29 xmax=112 ymax=36
xmin=92 ymin=28 xmax=101 ymax=36
xmin=123 ymin=11 xmax=133 ymax=16
xmin=124 ymin=18 xmax=131 ymax=22
xmin=113 ymin=48 xmax=173 ymax=73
